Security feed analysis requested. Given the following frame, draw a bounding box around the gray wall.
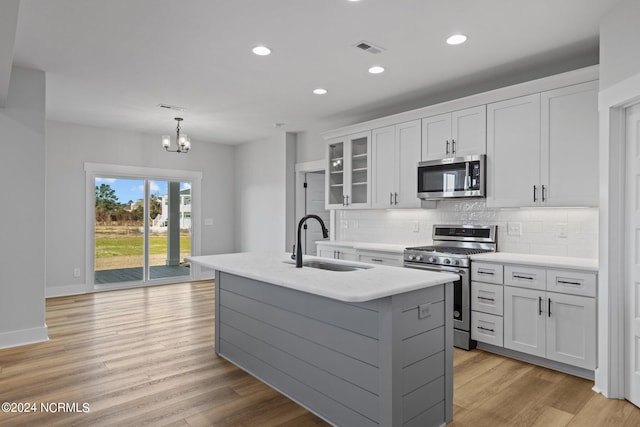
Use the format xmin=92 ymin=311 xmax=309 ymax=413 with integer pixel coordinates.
xmin=234 ymin=132 xmax=296 ymax=252
xmin=0 ymin=66 xmax=47 ymax=347
xmin=600 ymin=0 xmax=640 ymax=90
xmin=45 ymin=120 xmax=236 ymax=293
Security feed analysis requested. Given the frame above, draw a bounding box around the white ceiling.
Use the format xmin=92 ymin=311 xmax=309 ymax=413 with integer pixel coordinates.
xmin=11 ymin=0 xmax=619 ymax=145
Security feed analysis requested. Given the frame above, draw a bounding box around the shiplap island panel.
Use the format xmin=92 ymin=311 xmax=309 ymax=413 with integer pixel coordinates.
xmin=188 ymin=253 xmax=457 ymax=427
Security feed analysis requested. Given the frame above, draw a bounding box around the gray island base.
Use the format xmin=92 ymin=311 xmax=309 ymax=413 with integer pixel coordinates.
xmin=214 ymin=269 xmax=453 ymax=427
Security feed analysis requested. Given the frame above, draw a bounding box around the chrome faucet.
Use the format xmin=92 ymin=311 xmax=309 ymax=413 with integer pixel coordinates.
xmin=294 ymin=215 xmax=329 ymax=268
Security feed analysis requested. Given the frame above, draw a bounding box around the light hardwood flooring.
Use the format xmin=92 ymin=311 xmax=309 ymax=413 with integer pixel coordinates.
xmin=0 ymin=280 xmax=638 ymax=426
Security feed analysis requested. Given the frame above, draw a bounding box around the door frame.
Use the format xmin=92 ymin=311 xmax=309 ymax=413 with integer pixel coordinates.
xmin=84 ymin=163 xmax=203 ymax=292
xmin=599 ymin=71 xmax=640 ymax=398
xmin=294 ymin=160 xmax=331 ymax=249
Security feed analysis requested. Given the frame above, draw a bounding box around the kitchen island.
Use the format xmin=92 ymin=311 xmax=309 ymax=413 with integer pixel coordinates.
xmin=187 ymin=252 xmax=457 ymax=427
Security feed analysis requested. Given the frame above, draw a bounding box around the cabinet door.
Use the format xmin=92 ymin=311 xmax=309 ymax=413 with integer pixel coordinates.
xmin=486 ymin=94 xmax=541 ymax=208
xmin=395 ymin=120 xmax=421 ymax=208
xmin=421 ymin=113 xmax=451 ymax=160
xmin=371 ymin=126 xmax=397 ymax=208
xmin=546 ymin=292 xmax=596 ymax=370
xmin=326 ymin=137 xmax=347 ymax=209
xmin=451 ymin=105 xmax=486 ymax=157
xmin=346 ymin=131 xmax=371 ymax=208
xmin=504 ymin=286 xmax=545 ymax=357
xmin=541 ymin=81 xmax=599 ymax=207
xmin=317 ymin=246 xmax=337 ymax=259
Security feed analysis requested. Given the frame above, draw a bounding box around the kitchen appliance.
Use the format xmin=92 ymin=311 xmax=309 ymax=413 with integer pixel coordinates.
xmin=404 ymin=224 xmax=497 ymax=350
xmin=417 ymin=154 xmax=485 ymax=200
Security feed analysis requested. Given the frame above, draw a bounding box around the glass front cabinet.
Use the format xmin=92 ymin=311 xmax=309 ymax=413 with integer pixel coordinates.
xmin=326 ymin=131 xmax=371 ymax=209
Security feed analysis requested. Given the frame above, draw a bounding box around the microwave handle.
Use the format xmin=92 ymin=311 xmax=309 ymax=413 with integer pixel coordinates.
xmin=463 ymin=162 xmax=470 ymax=190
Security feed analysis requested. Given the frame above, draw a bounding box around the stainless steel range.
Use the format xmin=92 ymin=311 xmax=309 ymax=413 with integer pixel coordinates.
xmin=404 ymin=224 xmax=497 ymax=350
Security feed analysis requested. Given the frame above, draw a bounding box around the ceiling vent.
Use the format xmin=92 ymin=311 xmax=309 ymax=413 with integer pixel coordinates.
xmin=157 ymin=104 xmax=186 ymax=112
xmin=354 ymin=41 xmax=385 ymax=54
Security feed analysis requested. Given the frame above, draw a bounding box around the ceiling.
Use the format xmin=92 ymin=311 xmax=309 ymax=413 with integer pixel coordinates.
xmin=10 ymin=0 xmax=619 ymax=145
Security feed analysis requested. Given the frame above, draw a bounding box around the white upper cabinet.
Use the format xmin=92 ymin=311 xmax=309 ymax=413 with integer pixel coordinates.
xmin=326 ymin=131 xmax=371 ymax=209
xmin=487 ymin=81 xmax=598 ymax=208
xmin=372 ymin=120 xmax=421 ymax=209
xmin=541 ymin=81 xmax=599 ymax=206
xmin=421 ymin=105 xmax=486 ymax=161
xmin=486 ymin=94 xmax=541 ymax=207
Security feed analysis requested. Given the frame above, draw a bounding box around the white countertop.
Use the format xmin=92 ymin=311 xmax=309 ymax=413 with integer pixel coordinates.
xmin=316 ymin=241 xmax=408 ymax=254
xmin=187 ymin=252 xmax=458 ymax=302
xmin=470 ymin=252 xmax=598 ymax=271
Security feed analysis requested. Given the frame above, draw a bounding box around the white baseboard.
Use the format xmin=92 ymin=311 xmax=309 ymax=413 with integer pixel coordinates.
xmin=46 ymin=283 xmax=88 ymax=298
xmin=0 ymin=325 xmax=49 ymax=350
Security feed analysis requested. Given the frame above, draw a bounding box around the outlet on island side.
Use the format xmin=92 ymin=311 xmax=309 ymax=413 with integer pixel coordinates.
xmin=73 ymin=268 xmax=81 ymax=278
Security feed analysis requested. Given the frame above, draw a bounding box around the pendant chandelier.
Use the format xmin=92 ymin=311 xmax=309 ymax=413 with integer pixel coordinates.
xmin=162 ymin=117 xmax=191 ymax=153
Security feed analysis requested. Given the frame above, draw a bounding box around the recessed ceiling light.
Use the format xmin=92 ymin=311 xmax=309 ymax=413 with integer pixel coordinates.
xmin=313 ymin=88 xmax=328 ymax=95
xmin=368 ymin=66 xmax=385 ymax=74
xmin=252 ymin=46 xmax=271 ymax=56
xmin=446 ymin=34 xmax=468 ymax=45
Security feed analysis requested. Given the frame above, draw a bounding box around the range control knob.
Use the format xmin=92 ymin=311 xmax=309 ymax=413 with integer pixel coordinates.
xmin=428 ymin=256 xmax=437 ymax=263
xmin=408 ymin=255 xmax=415 ymax=261
xmin=415 ymin=255 xmax=423 ymax=261
xmin=443 ymin=258 xmax=451 ymax=265
xmin=452 ymin=259 xmax=461 ymax=266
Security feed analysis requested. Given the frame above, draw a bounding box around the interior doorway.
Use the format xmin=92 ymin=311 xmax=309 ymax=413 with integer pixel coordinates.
xmin=625 ymin=102 xmax=640 ymax=407
xmin=303 ymin=171 xmax=329 ymax=255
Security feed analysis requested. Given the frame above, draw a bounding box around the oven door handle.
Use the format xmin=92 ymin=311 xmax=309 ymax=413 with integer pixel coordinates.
xmin=404 ymin=263 xmax=466 ymax=275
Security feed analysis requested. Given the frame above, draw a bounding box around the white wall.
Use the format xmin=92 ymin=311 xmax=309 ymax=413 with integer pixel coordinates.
xmin=235 ymin=132 xmax=296 ymax=252
xmin=45 ymin=121 xmax=236 ymax=294
xmin=337 ymin=202 xmax=598 ymax=259
xmin=600 ymin=0 xmax=640 ymax=90
xmin=0 ymin=66 xmax=48 ymax=348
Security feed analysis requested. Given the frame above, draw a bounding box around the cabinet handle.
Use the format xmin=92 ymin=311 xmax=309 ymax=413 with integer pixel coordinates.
xmin=371 ymin=258 xmax=383 ymax=263
xmin=446 ymin=140 xmax=450 ymax=155
xmin=557 ymin=280 xmax=582 ymax=286
xmin=533 ymin=185 xmax=537 ymax=202
xmin=513 ymin=274 xmax=534 ymax=280
xmin=342 ymin=196 xmax=346 ymax=206
xmin=539 ymin=296 xmax=543 ymax=316
xmin=542 ymin=185 xmax=546 ymax=202
xmin=477 ymin=296 xmax=495 ymax=302
xmin=477 ymin=270 xmax=495 ymax=275
xmin=452 ymin=139 xmax=456 ymax=153
xmin=344 ymin=195 xmax=349 ymax=206
xmin=477 ymin=326 xmax=495 ymax=333
xmin=390 ymin=192 xmax=393 ymax=205
xmin=548 ymin=298 xmax=552 ymax=317
xmin=394 ymin=192 xmax=398 ymax=205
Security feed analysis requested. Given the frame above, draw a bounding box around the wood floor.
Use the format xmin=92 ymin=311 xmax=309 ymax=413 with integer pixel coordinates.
xmin=0 ymin=281 xmax=638 ymax=427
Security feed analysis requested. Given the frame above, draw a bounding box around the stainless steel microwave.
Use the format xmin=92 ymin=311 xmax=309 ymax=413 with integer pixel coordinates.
xmin=417 ymin=154 xmax=486 ymax=200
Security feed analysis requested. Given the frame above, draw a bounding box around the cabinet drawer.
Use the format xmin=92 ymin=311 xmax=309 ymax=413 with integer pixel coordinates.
xmin=504 ymin=265 xmax=546 ymax=290
xmin=471 ymin=262 xmax=504 ymax=284
xmin=471 ymin=282 xmax=504 ymax=316
xmin=471 ymin=311 xmax=503 ymax=347
xmin=357 ymin=251 xmax=403 ymax=267
xmin=547 ymin=269 xmax=597 ymax=297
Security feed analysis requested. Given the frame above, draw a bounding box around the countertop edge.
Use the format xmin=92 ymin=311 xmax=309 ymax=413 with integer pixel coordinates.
xmin=470 ymin=252 xmax=598 ymax=271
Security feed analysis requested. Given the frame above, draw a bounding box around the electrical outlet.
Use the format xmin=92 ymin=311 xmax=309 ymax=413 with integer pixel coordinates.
xmin=507 ymin=222 xmax=522 ymax=236
xmin=204 ymin=218 xmax=214 ymax=226
xmin=418 ymin=303 xmax=431 ymax=319
xmin=557 ymin=223 xmax=568 ymax=238
xmin=73 ymin=268 xmax=81 ymax=278
xmin=412 ymin=221 xmax=420 ymax=233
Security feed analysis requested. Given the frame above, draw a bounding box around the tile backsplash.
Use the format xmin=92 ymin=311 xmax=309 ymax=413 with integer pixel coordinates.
xmin=335 ymin=200 xmax=598 ymax=259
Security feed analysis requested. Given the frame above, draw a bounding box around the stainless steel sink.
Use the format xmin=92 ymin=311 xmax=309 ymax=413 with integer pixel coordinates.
xmin=285 ymin=260 xmax=372 ymax=271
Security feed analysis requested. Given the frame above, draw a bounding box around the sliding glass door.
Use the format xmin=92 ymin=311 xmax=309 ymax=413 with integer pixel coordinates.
xmin=94 ymin=177 xmax=192 ymax=285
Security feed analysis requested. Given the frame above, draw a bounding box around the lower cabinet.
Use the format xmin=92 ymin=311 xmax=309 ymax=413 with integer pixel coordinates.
xmin=316 ymin=244 xmax=357 ymax=261
xmin=504 ymin=285 xmax=596 ymax=370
